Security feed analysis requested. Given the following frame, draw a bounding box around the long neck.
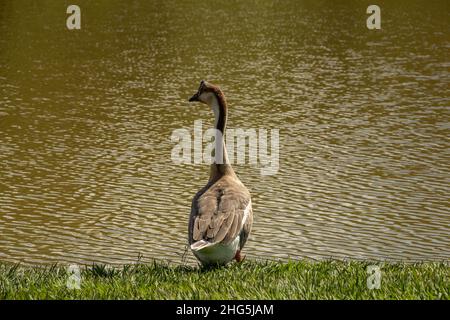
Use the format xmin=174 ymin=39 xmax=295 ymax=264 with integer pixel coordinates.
xmin=209 ymin=93 xmax=234 ymax=181
xmin=213 ymin=94 xmax=227 ymax=135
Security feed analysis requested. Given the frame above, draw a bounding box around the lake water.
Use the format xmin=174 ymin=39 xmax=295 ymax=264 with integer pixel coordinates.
xmin=0 ymin=0 xmax=449 ymax=265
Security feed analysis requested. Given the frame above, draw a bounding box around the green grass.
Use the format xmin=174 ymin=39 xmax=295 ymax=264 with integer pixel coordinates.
xmin=0 ymin=260 xmax=448 ymax=299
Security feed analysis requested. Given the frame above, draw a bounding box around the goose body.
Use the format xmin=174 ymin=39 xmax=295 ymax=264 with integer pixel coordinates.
xmin=188 ymin=80 xmax=253 ymax=266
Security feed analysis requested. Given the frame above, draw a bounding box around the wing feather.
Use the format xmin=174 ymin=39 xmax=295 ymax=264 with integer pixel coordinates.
xmin=190 ymin=177 xmax=251 ymax=246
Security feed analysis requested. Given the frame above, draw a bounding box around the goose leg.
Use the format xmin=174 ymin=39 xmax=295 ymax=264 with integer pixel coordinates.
xmin=234 ymin=250 xmax=246 ymax=263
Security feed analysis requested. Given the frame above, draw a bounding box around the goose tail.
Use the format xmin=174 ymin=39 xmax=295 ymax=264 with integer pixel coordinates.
xmin=190 ymin=240 xmax=216 ymax=252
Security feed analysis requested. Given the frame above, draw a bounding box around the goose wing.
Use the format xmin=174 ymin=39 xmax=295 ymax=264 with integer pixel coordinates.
xmin=239 ymin=203 xmax=253 ymax=250
xmin=190 ymin=180 xmax=252 ymax=246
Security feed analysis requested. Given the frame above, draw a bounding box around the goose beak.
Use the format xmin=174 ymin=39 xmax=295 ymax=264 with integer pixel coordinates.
xmin=188 ymin=93 xmax=199 ymax=102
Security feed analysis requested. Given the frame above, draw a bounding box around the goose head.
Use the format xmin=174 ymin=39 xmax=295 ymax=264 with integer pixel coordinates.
xmin=188 ymin=80 xmax=228 ymax=134
xmin=188 ymin=80 xmax=221 ymax=106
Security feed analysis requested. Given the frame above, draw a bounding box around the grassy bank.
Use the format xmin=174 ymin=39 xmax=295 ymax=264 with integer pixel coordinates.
xmin=0 ymin=260 xmax=448 ymax=299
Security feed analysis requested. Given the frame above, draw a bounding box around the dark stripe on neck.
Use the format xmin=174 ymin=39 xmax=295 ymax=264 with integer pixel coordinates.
xmin=213 ymin=89 xmax=230 ymax=170
xmin=214 ymin=90 xmax=227 ymax=134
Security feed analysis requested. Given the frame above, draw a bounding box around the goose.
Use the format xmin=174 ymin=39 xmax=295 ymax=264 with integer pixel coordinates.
xmin=188 ymin=80 xmax=253 ymax=266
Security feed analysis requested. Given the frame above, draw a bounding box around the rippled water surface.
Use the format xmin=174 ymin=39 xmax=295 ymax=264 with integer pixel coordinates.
xmin=0 ymin=0 xmax=449 ymax=265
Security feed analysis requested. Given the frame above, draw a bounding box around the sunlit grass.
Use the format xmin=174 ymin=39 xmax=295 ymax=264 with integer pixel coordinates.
xmin=0 ymin=260 xmax=448 ymax=299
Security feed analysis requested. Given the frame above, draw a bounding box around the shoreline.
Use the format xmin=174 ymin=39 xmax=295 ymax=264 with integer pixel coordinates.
xmin=1 ymin=260 xmax=448 ymax=299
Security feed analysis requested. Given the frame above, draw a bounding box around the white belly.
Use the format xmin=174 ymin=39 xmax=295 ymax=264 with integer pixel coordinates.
xmin=192 ymin=237 xmax=240 ymax=266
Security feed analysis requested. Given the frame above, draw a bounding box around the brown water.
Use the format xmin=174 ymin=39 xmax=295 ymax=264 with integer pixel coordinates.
xmin=0 ymin=0 xmax=449 ymax=265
